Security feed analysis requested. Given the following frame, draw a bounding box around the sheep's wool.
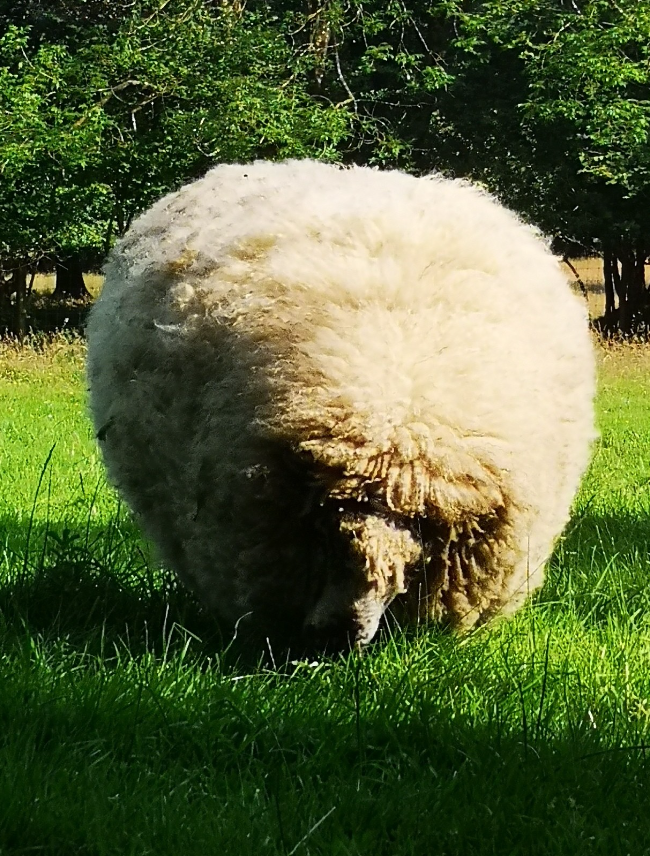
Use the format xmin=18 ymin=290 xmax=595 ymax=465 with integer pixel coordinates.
xmin=87 ymin=159 xmax=595 ymax=648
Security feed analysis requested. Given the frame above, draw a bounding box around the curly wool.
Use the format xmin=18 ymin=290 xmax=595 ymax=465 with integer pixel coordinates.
xmin=86 ymin=159 xmax=595 ymax=648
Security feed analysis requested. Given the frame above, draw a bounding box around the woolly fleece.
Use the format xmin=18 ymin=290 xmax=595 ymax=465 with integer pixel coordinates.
xmin=86 ymin=159 xmax=595 ymax=648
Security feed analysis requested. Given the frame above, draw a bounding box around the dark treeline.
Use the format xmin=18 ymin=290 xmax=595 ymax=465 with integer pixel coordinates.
xmin=1 ymin=0 xmax=650 ymax=336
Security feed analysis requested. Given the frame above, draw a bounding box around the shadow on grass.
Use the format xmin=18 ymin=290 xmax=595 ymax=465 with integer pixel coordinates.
xmin=1 ymin=506 xmax=649 ymax=663
xmin=1 ymin=625 xmax=650 ymax=855
xmin=2 ymin=515 xmax=650 ymax=852
xmin=0 ymin=514 xmax=236 ymax=663
xmin=543 ymin=507 xmax=650 ymax=624
xmin=562 ymin=506 xmax=650 ymax=556
xmin=0 ymin=513 xmax=379 ymax=668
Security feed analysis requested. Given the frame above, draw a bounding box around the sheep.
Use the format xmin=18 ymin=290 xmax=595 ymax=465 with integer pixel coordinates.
xmin=86 ymin=159 xmax=596 ymax=650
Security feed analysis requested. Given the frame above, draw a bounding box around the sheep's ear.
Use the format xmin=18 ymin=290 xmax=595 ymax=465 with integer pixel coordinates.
xmin=299 ymin=435 xmax=511 ymax=522
xmin=96 ymin=417 xmax=115 ymax=442
xmin=420 ymin=471 xmax=506 ymax=523
xmin=379 ymin=457 xmax=505 ymax=522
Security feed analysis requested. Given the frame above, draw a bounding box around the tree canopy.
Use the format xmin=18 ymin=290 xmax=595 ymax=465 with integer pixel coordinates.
xmin=2 ymin=0 xmax=650 ymax=334
xmin=0 ymin=0 xmax=350 ymax=266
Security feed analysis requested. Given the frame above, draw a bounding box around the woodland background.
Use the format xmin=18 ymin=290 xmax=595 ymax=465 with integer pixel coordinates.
xmin=2 ymin=0 xmax=649 ymax=336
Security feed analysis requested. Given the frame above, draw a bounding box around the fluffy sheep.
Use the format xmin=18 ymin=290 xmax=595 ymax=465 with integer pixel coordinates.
xmin=86 ymin=159 xmax=595 ymax=650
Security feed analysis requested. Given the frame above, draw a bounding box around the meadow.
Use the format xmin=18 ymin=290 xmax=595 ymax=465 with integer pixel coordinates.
xmin=1 ymin=335 xmax=650 ymax=855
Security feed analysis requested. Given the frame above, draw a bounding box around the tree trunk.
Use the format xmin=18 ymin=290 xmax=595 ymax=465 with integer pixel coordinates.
xmin=601 ymin=241 xmax=649 ymax=335
xmin=603 ymin=247 xmax=616 ymax=325
xmin=0 ymin=268 xmax=11 ymax=302
xmin=561 ymin=256 xmax=587 ymax=297
xmin=610 ymin=247 xmax=630 ymax=333
xmin=26 ymin=269 xmax=36 ymax=297
xmin=54 ymin=254 xmax=91 ymax=299
xmin=13 ymin=264 xmax=27 ymax=341
xmin=635 ymin=247 xmax=647 ymax=291
xmin=617 ymin=241 xmax=647 ymax=333
xmin=634 ymin=245 xmax=647 ymax=313
xmin=636 ymin=246 xmax=649 ymax=336
xmin=103 ymin=218 xmax=114 ymax=257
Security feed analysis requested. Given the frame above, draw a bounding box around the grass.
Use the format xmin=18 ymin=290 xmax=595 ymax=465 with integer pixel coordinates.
xmin=562 ymin=257 xmax=606 ymax=319
xmin=31 ymin=273 xmax=104 ymax=298
xmin=2 ymin=337 xmax=650 ymax=855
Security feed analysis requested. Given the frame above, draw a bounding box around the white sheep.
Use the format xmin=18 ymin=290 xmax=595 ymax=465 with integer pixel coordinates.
xmin=86 ymin=159 xmax=595 ymax=650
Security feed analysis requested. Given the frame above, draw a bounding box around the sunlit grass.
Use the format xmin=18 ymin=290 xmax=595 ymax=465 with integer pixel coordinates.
xmin=1 ymin=338 xmax=650 ymax=854
xmin=31 ymin=272 xmax=104 ymax=298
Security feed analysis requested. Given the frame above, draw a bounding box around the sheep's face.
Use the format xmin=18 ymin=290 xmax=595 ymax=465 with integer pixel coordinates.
xmin=303 ymin=576 xmax=386 ymax=649
xmin=303 ymin=511 xmax=422 ymax=648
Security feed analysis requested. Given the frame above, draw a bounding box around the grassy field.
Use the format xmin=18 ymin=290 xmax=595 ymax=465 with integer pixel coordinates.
xmin=2 ymin=338 xmax=650 ymax=855
xmin=31 ymin=273 xmax=105 ymax=298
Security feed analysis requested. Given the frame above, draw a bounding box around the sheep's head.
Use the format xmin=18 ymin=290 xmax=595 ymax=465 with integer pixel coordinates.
xmin=303 ymin=509 xmax=422 ymax=648
xmin=296 ymin=424 xmax=509 ymax=648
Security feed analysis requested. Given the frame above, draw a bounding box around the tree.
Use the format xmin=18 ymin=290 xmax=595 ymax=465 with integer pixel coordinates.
xmin=4 ymin=0 xmax=650 ymax=336
xmin=434 ymin=0 xmax=650 ymax=333
xmin=260 ymin=2 xmax=650 ymax=333
xmin=0 ymin=0 xmax=351 ymax=332
xmin=253 ymin=1 xmax=457 ymax=167
xmin=0 ymin=25 xmax=110 ymax=333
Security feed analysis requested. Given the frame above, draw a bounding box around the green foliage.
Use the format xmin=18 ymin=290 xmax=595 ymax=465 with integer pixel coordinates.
xmin=87 ymin=3 xmax=350 ymax=231
xmin=443 ymin=0 xmax=650 ymax=247
xmin=3 ymin=0 xmax=650 ymax=331
xmin=0 ymin=1 xmax=350 ymax=265
xmin=259 ymin=0 xmax=457 ymax=167
xmin=426 ymin=0 xmax=650 ymax=331
xmin=259 ymin=1 xmax=650 ymax=253
xmin=0 ymin=26 xmax=112 ymax=261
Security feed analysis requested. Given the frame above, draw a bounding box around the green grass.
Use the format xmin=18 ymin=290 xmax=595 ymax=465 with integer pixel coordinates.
xmin=2 ymin=338 xmax=650 ymax=856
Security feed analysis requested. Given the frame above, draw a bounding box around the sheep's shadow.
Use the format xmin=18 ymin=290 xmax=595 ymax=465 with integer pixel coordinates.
xmin=560 ymin=507 xmax=650 ymax=557
xmin=0 ymin=512 xmax=385 ymax=667
xmin=542 ymin=507 xmax=650 ymax=624
xmin=0 ymin=514 xmax=237 ymax=663
xmin=2 ymin=507 xmax=649 ymax=664
xmin=3 ymin=516 xmax=650 ymax=849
